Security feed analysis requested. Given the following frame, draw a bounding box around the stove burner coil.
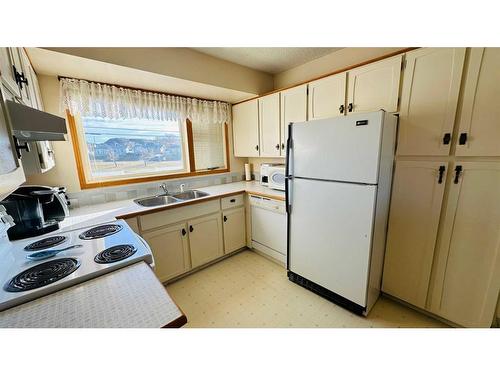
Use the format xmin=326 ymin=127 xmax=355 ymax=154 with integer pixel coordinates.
xmin=24 ymin=236 xmax=67 ymax=251
xmin=94 ymin=244 xmax=137 ymax=264
xmin=4 ymin=258 xmax=80 ymax=293
xmin=79 ymin=224 xmax=123 ymax=240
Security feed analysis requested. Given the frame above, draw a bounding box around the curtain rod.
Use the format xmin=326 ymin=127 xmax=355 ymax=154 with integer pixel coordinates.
xmin=57 ymin=75 xmax=229 ymax=104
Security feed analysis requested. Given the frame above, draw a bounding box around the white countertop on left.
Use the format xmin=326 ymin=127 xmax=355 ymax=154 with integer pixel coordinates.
xmin=0 ymin=262 xmax=186 ymax=328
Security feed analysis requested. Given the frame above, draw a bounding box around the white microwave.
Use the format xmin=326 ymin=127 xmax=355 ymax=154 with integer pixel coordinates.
xmin=267 ymin=165 xmax=286 ymax=191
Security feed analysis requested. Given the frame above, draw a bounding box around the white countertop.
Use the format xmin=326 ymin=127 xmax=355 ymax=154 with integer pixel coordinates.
xmin=59 ymin=180 xmax=285 ymax=232
xmin=0 ymin=262 xmax=186 ymax=328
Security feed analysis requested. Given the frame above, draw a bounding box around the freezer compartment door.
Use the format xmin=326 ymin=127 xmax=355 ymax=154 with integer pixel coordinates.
xmin=291 ymin=111 xmax=385 ymax=184
xmin=288 ymin=178 xmax=376 ymax=307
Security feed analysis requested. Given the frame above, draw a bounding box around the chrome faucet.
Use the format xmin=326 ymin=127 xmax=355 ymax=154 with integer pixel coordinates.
xmin=179 ymin=183 xmax=186 ymax=193
xmin=159 ymin=183 xmax=169 ymax=195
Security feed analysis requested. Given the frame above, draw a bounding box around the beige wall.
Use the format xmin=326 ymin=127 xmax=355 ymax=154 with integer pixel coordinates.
xmin=25 ymin=75 xmax=246 ymax=193
xmin=273 ymin=47 xmax=406 ymax=89
xmin=45 ymin=48 xmax=274 ymax=95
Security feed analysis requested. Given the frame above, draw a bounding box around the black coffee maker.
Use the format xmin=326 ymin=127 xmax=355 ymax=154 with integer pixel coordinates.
xmin=1 ymin=186 xmax=69 ymax=240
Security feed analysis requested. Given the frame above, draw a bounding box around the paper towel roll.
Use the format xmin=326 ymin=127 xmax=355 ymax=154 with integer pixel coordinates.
xmin=245 ymin=163 xmax=251 ymax=181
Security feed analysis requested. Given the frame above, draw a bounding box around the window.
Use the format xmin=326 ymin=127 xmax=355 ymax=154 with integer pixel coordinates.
xmin=68 ymin=113 xmax=229 ymax=188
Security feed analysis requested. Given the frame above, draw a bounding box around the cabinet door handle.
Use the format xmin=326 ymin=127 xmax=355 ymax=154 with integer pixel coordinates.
xmin=275 ymin=144 xmax=280 ymax=150
xmin=13 ymin=136 xmax=30 ymax=159
xmin=230 ymin=198 xmax=236 ymax=203
xmin=458 ymin=133 xmax=468 ymax=145
xmin=438 ymin=165 xmax=446 ymax=184
xmin=181 ymin=228 xmax=186 ymax=236
xmin=442 ymin=133 xmax=451 ymax=145
xmin=189 ymin=225 xmax=194 ymax=232
xmin=281 ymin=143 xmax=285 ymax=150
xmin=348 ymin=103 xmax=353 ymax=112
xmin=339 ymin=104 xmax=345 ymax=114
xmin=255 ymin=145 xmax=259 ymax=151
xmin=454 ymin=165 xmax=462 ymax=184
xmin=223 ymin=215 xmax=227 ymax=222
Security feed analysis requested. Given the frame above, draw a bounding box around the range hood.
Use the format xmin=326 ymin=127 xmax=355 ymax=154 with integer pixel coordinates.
xmin=6 ymin=100 xmax=67 ymax=141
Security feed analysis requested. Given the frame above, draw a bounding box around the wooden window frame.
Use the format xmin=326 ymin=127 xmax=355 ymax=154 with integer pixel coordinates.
xmin=67 ymin=112 xmax=230 ymax=189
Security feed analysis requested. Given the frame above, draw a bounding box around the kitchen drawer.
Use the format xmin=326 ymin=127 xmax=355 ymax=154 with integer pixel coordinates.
xmin=140 ymin=199 xmax=220 ymax=231
xmin=221 ymin=194 xmax=244 ymax=210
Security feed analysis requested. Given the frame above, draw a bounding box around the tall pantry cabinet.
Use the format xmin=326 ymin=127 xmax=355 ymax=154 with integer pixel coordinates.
xmin=382 ymin=47 xmax=500 ymax=327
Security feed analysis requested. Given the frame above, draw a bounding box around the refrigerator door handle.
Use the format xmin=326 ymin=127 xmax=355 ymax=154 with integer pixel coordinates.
xmin=285 ymin=122 xmax=293 ymax=214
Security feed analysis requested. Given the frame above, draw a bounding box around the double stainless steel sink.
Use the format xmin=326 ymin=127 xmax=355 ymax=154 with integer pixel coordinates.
xmin=134 ymin=190 xmax=210 ymax=207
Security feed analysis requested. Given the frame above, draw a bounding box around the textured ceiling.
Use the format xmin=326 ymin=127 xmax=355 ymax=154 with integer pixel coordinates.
xmin=192 ymin=47 xmax=343 ymax=74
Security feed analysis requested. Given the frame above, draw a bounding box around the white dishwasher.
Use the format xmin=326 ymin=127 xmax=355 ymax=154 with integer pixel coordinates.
xmin=249 ymin=195 xmax=287 ymax=264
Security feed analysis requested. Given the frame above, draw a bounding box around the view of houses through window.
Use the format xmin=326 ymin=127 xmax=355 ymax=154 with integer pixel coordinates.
xmin=81 ymin=116 xmax=187 ymax=181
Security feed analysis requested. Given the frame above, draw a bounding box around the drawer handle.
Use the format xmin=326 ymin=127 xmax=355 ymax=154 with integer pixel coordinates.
xmin=230 ymin=198 xmax=236 ymax=203
xmin=442 ymin=133 xmax=451 ymax=145
xmin=459 ymin=133 xmax=467 ymax=145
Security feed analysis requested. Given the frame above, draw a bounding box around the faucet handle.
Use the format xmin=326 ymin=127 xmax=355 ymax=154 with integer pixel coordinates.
xmin=159 ymin=183 xmax=168 ymax=194
xmin=179 ymin=183 xmax=186 ymax=193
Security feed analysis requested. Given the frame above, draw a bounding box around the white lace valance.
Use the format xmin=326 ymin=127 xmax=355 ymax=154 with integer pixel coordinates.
xmin=59 ymin=78 xmax=231 ymax=125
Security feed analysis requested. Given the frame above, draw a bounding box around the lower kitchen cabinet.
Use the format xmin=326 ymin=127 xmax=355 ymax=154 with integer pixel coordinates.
xmin=428 ymin=162 xmax=500 ymax=327
xmin=188 ymin=213 xmax=224 ymax=268
xmin=382 ymin=161 xmax=448 ymax=309
xmin=142 ymin=222 xmax=191 ymax=282
xmin=223 ymin=206 xmax=246 ymax=254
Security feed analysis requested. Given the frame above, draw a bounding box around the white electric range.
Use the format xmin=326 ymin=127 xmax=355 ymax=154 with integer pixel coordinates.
xmin=0 ymin=219 xmax=154 ymax=312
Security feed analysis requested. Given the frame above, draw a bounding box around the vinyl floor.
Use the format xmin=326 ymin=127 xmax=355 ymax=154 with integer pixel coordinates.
xmin=166 ymin=250 xmax=448 ymax=328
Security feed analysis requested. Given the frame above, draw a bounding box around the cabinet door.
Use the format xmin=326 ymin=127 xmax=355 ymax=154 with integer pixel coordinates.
xmin=232 ymin=99 xmax=259 ymax=157
xmin=307 ymin=72 xmax=346 ymax=120
xmin=25 ymin=62 xmax=44 ymax=110
xmin=18 ymin=49 xmax=33 ymax=106
xmin=223 ymin=207 xmax=246 ymax=254
xmin=382 ymin=161 xmax=448 ymax=309
xmin=397 ymin=48 xmax=466 ymax=156
xmin=280 ymin=84 xmax=307 ymax=156
xmin=0 ymin=48 xmax=22 ymax=97
xmin=142 ymin=222 xmax=191 ymax=282
xmin=347 ymin=55 xmax=402 ymax=114
xmin=188 ymin=213 xmax=223 ymax=268
xmin=0 ymin=88 xmax=25 ymax=200
xmin=455 ymin=48 xmax=500 ymax=156
xmin=258 ymin=93 xmax=281 ymax=157
xmin=429 ymin=162 xmax=500 ymax=327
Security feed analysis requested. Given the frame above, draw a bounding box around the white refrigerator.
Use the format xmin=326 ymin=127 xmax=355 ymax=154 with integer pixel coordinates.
xmin=286 ymin=111 xmax=397 ymax=315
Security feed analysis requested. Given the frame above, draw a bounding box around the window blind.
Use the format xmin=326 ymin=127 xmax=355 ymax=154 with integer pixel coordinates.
xmin=191 ymin=121 xmax=225 ymax=170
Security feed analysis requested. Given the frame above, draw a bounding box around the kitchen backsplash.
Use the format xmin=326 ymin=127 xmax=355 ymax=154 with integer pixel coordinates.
xmin=66 ymin=172 xmax=245 ymax=209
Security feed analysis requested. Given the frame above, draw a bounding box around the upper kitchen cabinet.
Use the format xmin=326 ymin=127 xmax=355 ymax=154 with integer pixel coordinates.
xmin=258 ymin=93 xmax=281 ymax=157
xmin=18 ymin=49 xmax=33 ymax=106
xmin=397 ymin=48 xmax=466 ymax=156
xmin=346 ymin=55 xmax=402 ymax=114
xmin=0 ymin=88 xmax=25 ymax=200
xmin=429 ymin=162 xmax=500 ymax=327
xmin=455 ymin=48 xmax=500 ymax=156
xmin=280 ymin=84 xmax=307 ymax=156
xmin=382 ymin=161 xmax=448 ymax=309
xmin=307 ymin=73 xmax=346 ymax=121
xmin=0 ymin=48 xmax=23 ymax=98
xmin=232 ymin=99 xmax=260 ymax=157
